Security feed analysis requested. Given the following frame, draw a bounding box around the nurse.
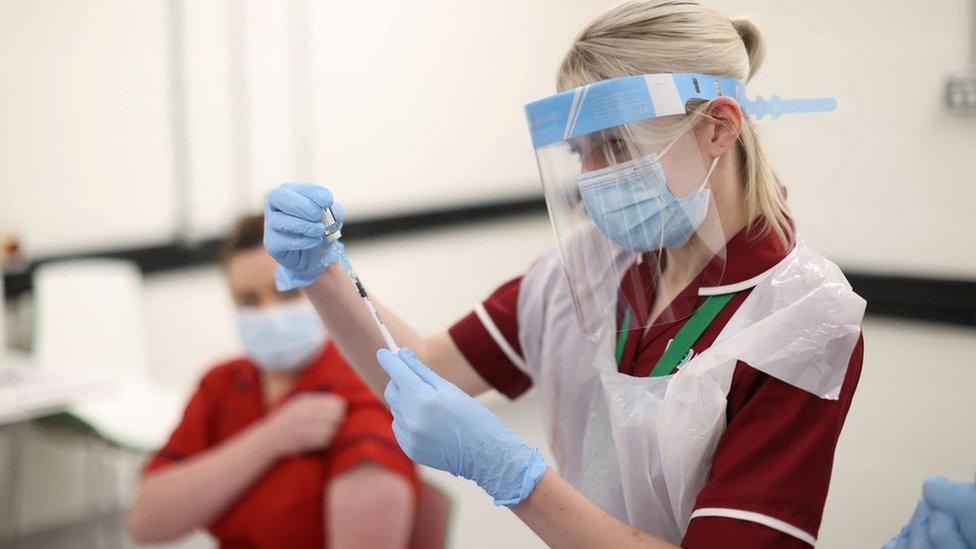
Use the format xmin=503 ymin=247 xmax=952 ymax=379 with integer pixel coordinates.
xmin=128 ymin=214 xmax=418 ymax=548
xmin=264 ymin=1 xmax=865 ymax=547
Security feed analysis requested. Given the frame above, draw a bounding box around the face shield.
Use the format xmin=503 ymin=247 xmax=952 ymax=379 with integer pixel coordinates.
xmin=525 ymin=73 xmax=836 ymax=334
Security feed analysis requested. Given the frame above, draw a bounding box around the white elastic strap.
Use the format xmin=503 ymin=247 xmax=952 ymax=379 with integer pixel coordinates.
xmin=690 ymin=508 xmax=816 ymax=546
xmin=473 ymin=302 xmax=529 ymax=374
xmin=657 ymin=132 xmax=682 ymax=158
xmin=700 ymin=155 xmax=720 ymax=190
xmin=564 ymin=85 xmax=589 ymax=140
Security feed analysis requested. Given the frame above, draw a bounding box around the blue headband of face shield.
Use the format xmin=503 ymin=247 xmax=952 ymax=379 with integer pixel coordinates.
xmin=523 ymin=72 xmax=836 ymax=149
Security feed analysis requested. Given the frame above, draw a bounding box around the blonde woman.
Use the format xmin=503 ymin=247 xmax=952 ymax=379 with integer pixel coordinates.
xmin=263 ymin=1 xmax=865 ymax=546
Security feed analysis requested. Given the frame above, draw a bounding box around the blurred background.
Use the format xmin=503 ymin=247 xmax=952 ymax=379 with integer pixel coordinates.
xmin=0 ymin=0 xmax=974 ymax=547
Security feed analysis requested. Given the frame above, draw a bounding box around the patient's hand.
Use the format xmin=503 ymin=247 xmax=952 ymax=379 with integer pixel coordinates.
xmin=260 ymin=393 xmax=347 ymax=458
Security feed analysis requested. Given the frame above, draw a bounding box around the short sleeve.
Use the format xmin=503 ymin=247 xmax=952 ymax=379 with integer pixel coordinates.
xmin=685 ymin=334 xmax=865 ymax=546
xmin=448 ymin=276 xmax=532 ymax=399
xmin=143 ymin=381 xmax=213 ymax=475
xmin=683 ymin=516 xmax=812 ymax=548
xmin=326 ymin=392 xmax=420 ymax=500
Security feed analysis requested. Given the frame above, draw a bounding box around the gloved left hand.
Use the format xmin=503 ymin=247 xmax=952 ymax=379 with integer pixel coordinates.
xmin=884 ymin=475 xmax=976 ymax=549
xmin=376 ymin=347 xmax=548 ymax=506
xmin=263 ymin=183 xmax=345 ymax=291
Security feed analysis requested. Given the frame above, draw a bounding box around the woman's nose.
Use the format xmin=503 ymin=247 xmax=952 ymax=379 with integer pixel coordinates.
xmin=581 ymin=153 xmax=610 ymax=173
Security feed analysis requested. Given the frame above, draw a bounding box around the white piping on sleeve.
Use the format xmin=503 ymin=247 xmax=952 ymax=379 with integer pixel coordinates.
xmin=690 ymin=508 xmax=816 ymax=546
xmin=473 ymin=302 xmax=529 ymax=374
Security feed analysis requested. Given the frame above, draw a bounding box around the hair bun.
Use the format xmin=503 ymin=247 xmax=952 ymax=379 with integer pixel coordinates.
xmin=731 ymin=18 xmax=764 ymax=81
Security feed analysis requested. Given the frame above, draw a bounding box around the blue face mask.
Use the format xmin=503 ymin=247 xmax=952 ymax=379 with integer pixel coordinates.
xmin=237 ymin=301 xmax=326 ymax=372
xmin=578 ymin=151 xmax=717 ymax=252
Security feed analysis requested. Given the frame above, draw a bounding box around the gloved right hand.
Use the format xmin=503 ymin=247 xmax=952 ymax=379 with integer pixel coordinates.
xmin=377 ymin=347 xmax=548 ymax=507
xmin=264 ymin=183 xmax=344 ymax=291
xmin=884 ymin=475 xmax=976 ymax=549
xmin=923 ymin=475 xmax=976 ymax=547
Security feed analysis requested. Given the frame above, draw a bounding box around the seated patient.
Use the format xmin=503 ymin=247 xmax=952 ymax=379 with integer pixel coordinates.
xmin=128 ymin=214 xmax=418 ymax=548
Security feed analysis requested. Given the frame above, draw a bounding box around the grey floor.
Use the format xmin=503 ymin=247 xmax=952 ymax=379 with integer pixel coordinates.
xmin=1 ymin=512 xmax=210 ymax=549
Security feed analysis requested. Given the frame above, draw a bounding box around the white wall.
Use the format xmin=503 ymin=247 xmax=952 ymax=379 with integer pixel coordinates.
xmin=2 ymin=0 xmax=973 ymax=275
xmin=0 ymin=0 xmax=176 ymax=254
xmin=303 ymin=0 xmax=606 ymax=216
xmin=706 ymin=0 xmax=976 ymax=278
xmin=0 ymin=0 xmax=612 ymax=251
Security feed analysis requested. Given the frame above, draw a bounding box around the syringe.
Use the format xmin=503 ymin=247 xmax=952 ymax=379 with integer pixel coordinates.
xmin=323 ymin=206 xmax=400 ymax=353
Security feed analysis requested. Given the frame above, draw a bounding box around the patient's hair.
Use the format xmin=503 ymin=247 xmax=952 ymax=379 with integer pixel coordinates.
xmin=220 ymin=213 xmax=265 ymax=264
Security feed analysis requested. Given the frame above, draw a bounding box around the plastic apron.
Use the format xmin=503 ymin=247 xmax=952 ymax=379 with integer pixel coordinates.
xmin=517 ymin=240 xmax=865 ymax=542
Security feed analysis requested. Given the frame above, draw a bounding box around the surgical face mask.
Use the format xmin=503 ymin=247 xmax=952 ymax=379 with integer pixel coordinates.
xmin=236 ymin=300 xmax=327 ymax=372
xmin=578 ymin=147 xmax=719 ymax=252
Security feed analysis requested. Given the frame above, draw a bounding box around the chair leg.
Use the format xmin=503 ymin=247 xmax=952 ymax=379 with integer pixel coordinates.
xmin=83 ymin=434 xmax=137 ymax=549
xmin=84 ymin=433 xmax=121 ymax=548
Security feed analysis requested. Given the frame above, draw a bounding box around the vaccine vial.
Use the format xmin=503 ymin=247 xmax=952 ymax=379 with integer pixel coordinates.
xmin=322 ymin=206 xmax=342 ymax=243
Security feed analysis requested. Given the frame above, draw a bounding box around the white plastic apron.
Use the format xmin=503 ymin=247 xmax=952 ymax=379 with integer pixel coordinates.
xmin=517 ymin=241 xmax=865 ymax=542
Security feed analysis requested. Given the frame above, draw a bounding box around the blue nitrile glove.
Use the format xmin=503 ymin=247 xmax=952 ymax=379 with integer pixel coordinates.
xmin=924 ymin=475 xmax=976 ymax=546
xmin=884 ymin=475 xmax=976 ymax=549
xmin=376 ymin=347 xmax=548 ymax=506
xmin=884 ymin=500 xmax=933 ymax=549
xmin=263 ymin=183 xmax=345 ymax=291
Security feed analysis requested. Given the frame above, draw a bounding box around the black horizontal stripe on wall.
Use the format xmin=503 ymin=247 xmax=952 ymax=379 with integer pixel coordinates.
xmin=4 ymin=196 xmax=974 ymax=327
xmin=844 ymin=272 xmax=976 ymax=326
xmin=2 ymin=196 xmax=547 ymax=298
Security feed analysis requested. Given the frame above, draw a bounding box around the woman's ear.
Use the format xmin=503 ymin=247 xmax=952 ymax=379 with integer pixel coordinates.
xmin=696 ymin=97 xmax=744 ymax=157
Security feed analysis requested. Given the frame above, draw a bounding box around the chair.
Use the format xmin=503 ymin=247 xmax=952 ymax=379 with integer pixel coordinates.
xmin=409 ymin=481 xmax=453 ymax=549
xmin=32 ymin=259 xmax=185 ymax=452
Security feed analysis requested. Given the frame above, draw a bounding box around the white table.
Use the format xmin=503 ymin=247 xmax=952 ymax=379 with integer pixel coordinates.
xmin=0 ymin=350 xmax=112 ymax=540
xmin=0 ymin=351 xmax=112 ymax=425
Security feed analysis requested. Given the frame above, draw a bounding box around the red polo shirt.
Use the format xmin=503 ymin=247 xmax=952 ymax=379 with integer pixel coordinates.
xmin=144 ymin=342 xmax=419 ymax=549
xmin=448 ymin=224 xmax=863 ymax=547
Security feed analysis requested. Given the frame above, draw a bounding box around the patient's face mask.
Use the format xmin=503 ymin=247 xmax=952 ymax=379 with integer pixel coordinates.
xmin=236 ymin=300 xmax=326 ymax=372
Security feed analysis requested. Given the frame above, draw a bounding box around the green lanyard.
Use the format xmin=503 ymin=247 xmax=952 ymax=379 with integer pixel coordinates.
xmin=614 ymin=292 xmax=738 ymax=377
xmin=614 ymin=309 xmax=632 ymax=366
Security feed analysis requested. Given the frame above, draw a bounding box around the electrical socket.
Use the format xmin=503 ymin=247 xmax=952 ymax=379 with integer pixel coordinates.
xmin=944 ymin=75 xmax=976 ymax=113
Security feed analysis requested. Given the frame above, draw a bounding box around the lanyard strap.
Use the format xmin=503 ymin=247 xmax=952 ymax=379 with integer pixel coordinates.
xmin=648 ymin=292 xmax=737 ymax=377
xmin=614 ymin=309 xmax=632 ymax=366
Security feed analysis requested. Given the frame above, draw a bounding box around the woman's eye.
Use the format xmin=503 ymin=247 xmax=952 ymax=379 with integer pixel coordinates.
xmin=608 ymin=137 xmax=627 ymax=155
xmin=238 ymin=294 xmax=260 ymax=307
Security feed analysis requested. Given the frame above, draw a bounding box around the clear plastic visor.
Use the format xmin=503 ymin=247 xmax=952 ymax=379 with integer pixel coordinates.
xmin=535 ymin=116 xmax=728 ymax=334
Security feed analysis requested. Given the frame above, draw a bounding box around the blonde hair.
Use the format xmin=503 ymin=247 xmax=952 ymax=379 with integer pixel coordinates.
xmin=557 ymin=0 xmax=792 ymax=245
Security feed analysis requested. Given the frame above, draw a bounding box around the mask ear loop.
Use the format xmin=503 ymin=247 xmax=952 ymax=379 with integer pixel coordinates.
xmin=658 ymin=128 xmax=721 ymax=193
xmin=656 ymin=132 xmax=683 ymax=159
xmin=698 ymin=155 xmax=720 ymax=191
